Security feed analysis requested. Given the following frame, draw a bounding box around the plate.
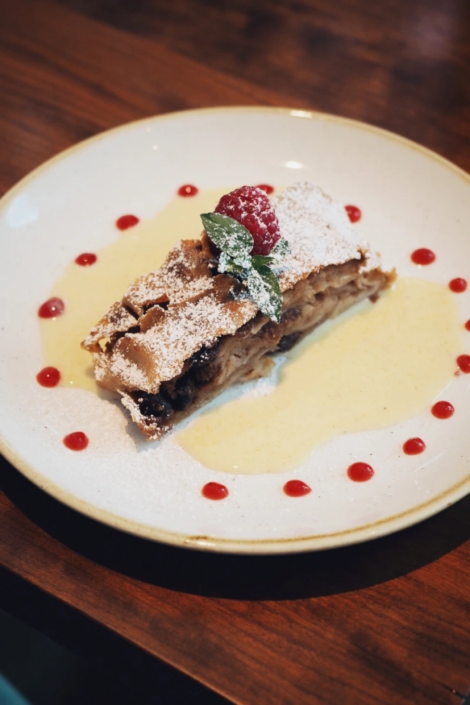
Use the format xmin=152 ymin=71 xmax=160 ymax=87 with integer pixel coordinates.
xmin=0 ymin=107 xmax=469 ymax=554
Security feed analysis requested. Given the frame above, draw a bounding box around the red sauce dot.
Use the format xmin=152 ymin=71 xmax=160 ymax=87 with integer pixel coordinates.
xmin=116 ymin=214 xmax=139 ymax=230
xmin=347 ymin=462 xmax=374 ymax=482
xmin=449 ymin=278 xmax=467 ymax=293
xmin=345 ymin=205 xmax=361 ymax=223
xmin=178 ymin=184 xmax=199 ymax=197
xmin=431 ymin=401 xmax=454 ymax=419
xmin=283 ymin=480 xmax=311 ymax=497
xmin=202 ymin=482 xmax=228 ymax=500
xmin=403 ymin=437 xmax=426 ymax=455
xmin=38 ymin=297 xmax=65 ymax=319
xmin=411 ymin=248 xmax=436 ymax=265
xmin=256 ymin=184 xmax=274 ymax=195
xmin=457 ymin=354 xmax=470 ymax=373
xmin=36 ymin=366 xmax=61 ymax=387
xmin=75 ymin=252 xmax=97 ymax=266
xmin=465 ymin=320 xmax=470 ymax=332
xmin=63 ymin=431 xmax=89 ymax=451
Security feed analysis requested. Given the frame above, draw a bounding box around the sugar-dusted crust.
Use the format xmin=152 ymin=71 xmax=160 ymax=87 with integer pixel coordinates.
xmin=83 ymin=238 xmax=257 ymax=393
xmin=82 ymin=182 xmax=395 ymax=440
xmin=272 ymin=181 xmax=382 ymax=289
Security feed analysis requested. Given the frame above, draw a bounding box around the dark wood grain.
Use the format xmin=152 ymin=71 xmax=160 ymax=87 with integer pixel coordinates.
xmin=58 ymin=0 xmax=470 ymax=174
xmin=1 ymin=457 xmax=470 ymax=705
xmin=1 ymin=0 xmax=470 ymax=703
xmin=0 ymin=0 xmax=304 ymax=197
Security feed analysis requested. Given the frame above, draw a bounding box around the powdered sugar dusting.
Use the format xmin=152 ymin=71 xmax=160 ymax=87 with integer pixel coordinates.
xmin=124 ymin=240 xmax=214 ymax=314
xmin=132 ymin=294 xmax=249 ymax=383
xmin=84 ymin=301 xmax=137 ymax=348
xmin=272 ymin=182 xmax=377 ymax=290
xmin=95 ymin=350 xmax=150 ymax=390
xmin=91 ymin=287 xmax=256 ymax=393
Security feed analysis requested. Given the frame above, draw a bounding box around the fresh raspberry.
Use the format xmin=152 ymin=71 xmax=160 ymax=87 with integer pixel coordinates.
xmin=215 ymin=186 xmax=281 ymax=256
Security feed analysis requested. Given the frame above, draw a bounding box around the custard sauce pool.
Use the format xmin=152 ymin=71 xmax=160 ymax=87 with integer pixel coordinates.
xmin=40 ymin=190 xmax=463 ymax=474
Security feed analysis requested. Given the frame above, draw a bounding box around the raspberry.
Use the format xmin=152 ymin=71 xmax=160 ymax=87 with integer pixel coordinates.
xmin=214 ymin=186 xmax=281 ymax=256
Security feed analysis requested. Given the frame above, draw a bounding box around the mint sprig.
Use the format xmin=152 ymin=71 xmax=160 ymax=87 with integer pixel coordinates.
xmin=200 ymin=212 xmax=290 ymax=323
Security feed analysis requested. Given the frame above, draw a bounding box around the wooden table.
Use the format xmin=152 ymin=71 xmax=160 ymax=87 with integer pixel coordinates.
xmin=1 ymin=1 xmax=469 ymax=703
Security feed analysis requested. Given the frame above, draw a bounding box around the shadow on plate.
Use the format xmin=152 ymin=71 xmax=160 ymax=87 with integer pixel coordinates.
xmin=1 ymin=455 xmax=469 ymax=601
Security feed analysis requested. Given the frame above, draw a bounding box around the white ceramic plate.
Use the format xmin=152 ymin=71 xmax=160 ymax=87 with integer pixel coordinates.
xmin=1 ymin=107 xmax=469 ymax=554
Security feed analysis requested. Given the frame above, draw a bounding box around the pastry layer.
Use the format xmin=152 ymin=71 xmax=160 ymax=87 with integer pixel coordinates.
xmin=121 ymin=259 xmax=392 ymax=439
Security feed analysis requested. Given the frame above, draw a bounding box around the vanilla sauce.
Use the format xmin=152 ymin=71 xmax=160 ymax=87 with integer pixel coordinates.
xmin=39 ymin=189 xmax=463 ymax=474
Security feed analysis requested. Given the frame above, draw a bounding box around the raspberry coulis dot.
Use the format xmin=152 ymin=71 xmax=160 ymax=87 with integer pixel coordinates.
xmin=403 ymin=438 xmax=426 ymax=455
xmin=449 ymin=278 xmax=467 ymax=293
xmin=456 ymin=355 xmax=470 ymax=373
xmin=283 ymin=480 xmax=311 ymax=497
xmin=465 ymin=320 xmax=470 ymax=332
xmin=347 ymin=462 xmax=374 ymax=482
xmin=38 ymin=297 xmax=65 ymax=319
xmin=75 ymin=252 xmax=97 ymax=266
xmin=116 ymin=214 xmax=139 ymax=230
xmin=431 ymin=401 xmax=454 ymax=419
xmin=202 ymin=482 xmax=229 ymax=500
xmin=36 ymin=366 xmax=61 ymax=387
xmin=256 ymin=184 xmax=274 ymax=195
xmin=411 ymin=248 xmax=435 ymax=265
xmin=63 ymin=432 xmax=89 ymax=451
xmin=345 ymin=205 xmax=361 ymax=223
xmin=178 ymin=184 xmax=198 ymax=197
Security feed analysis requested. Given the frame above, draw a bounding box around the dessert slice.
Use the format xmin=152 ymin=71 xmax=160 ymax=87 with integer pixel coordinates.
xmin=82 ymin=182 xmax=394 ymax=440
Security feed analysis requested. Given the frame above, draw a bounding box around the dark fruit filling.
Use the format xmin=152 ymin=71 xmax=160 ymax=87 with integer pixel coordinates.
xmin=136 ymin=391 xmax=173 ymax=419
xmin=190 ymin=341 xmax=220 ymax=367
xmin=161 ymin=374 xmax=196 ymax=411
xmin=277 ymin=332 xmax=302 ymax=352
xmin=190 ymin=341 xmax=221 ymax=384
xmin=136 ymin=341 xmax=221 ymax=419
xmin=281 ymin=306 xmax=302 ymax=323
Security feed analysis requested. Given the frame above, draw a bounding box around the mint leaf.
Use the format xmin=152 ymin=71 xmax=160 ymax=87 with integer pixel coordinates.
xmin=201 ymin=213 xmax=253 ymax=259
xmin=251 ymin=254 xmax=276 ymax=268
xmin=200 ymin=210 xmax=289 ymax=323
xmin=269 ymin=237 xmax=291 ymax=263
xmin=218 ymin=252 xmax=245 ymax=277
xmin=246 ymin=264 xmax=283 ymax=323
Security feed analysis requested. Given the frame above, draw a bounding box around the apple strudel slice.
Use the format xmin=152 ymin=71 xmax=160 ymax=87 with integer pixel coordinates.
xmin=82 ymin=182 xmax=395 ymax=440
